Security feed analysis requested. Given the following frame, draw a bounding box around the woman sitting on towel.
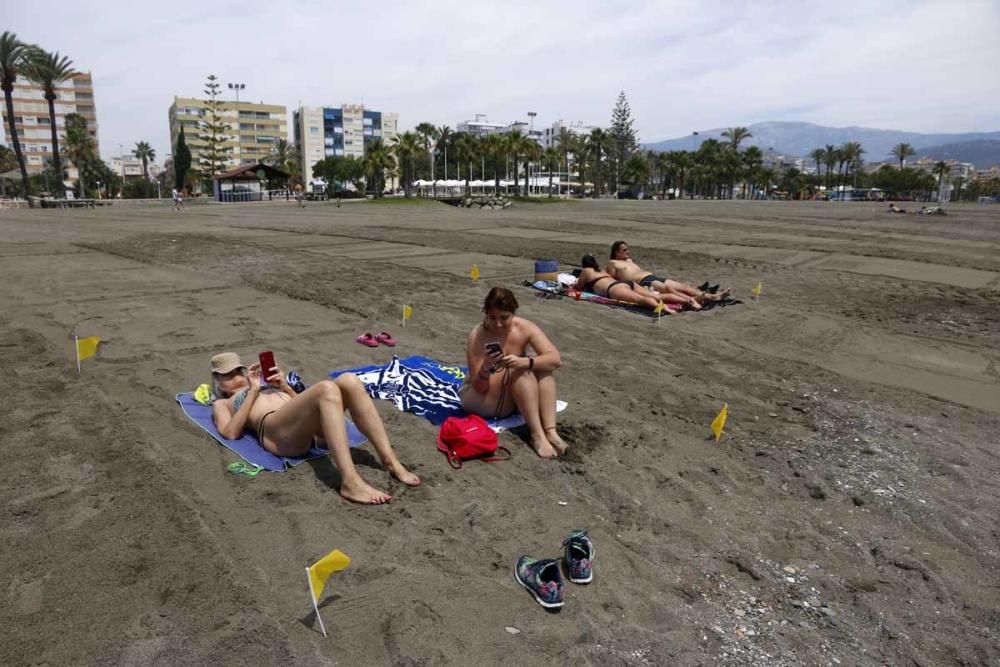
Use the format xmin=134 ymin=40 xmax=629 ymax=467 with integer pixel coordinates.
xmin=576 ymin=255 xmax=680 ymax=310
xmin=209 ymin=352 xmax=419 ymax=504
xmin=461 ymin=287 xmax=567 ymax=459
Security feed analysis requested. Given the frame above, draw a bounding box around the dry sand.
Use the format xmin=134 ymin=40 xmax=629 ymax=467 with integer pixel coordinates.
xmin=2 ymin=198 xmax=999 ymax=665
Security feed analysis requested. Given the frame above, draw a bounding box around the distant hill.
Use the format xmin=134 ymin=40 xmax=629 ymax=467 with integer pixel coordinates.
xmin=911 ymin=139 xmax=1000 ymax=167
xmin=643 ymin=121 xmax=1000 ymax=164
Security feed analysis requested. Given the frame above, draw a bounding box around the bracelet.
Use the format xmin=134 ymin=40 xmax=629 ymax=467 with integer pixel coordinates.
xmin=527 ymin=357 xmax=534 ymax=370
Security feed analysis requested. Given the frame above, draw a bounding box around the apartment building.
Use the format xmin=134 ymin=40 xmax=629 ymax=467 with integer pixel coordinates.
xmin=293 ymin=104 xmax=399 ymax=185
xmin=0 ymin=71 xmax=99 ymax=180
xmin=108 ymin=154 xmax=162 ymax=180
xmin=457 ymin=114 xmax=507 ymax=138
xmin=168 ymin=97 xmax=287 ymax=171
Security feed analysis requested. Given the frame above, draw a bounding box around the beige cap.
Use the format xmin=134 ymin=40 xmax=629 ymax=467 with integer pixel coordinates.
xmin=210 ymin=352 xmax=246 ymax=375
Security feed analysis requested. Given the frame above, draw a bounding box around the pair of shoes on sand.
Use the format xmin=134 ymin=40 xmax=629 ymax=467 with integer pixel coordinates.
xmin=514 ymin=530 xmax=594 ymax=609
xmin=356 ymin=331 xmax=396 ymax=348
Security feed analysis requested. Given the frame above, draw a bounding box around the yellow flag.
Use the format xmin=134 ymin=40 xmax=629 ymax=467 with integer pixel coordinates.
xmin=710 ymin=403 xmax=728 ymax=442
xmin=751 ymin=282 xmax=763 ymax=297
xmin=402 ymin=304 xmax=412 ymax=321
xmin=654 ymin=302 xmax=666 ymax=315
xmin=470 ymin=264 xmax=480 ymax=281
xmin=308 ymin=549 xmax=351 ymax=601
xmin=77 ymin=336 xmax=101 ymax=361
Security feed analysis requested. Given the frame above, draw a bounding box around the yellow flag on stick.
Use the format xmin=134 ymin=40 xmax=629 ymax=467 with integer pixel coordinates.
xmin=402 ymin=304 xmax=412 ymax=326
xmin=306 ymin=549 xmax=351 ymax=637
xmin=654 ymin=301 xmax=666 ymax=325
xmin=470 ymin=264 xmax=481 ymax=281
xmin=751 ymin=282 xmax=763 ymax=298
xmin=710 ymin=403 xmax=728 ymax=442
xmin=75 ymin=336 xmax=101 ymax=373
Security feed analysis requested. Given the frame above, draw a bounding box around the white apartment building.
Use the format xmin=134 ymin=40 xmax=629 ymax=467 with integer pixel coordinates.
xmin=457 ymin=114 xmax=507 ymax=138
xmin=109 ymin=155 xmax=162 ymax=180
xmin=294 ymin=104 xmax=399 ymax=185
xmin=0 ymin=71 xmax=99 ymax=181
xmin=542 ymin=120 xmax=598 ymax=149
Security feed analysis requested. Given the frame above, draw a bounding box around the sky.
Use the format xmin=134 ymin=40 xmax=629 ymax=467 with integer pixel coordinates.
xmin=5 ymin=0 xmax=1000 ymax=162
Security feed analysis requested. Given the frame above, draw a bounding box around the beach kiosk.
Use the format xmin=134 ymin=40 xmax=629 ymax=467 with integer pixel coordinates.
xmin=212 ymin=162 xmax=289 ymax=202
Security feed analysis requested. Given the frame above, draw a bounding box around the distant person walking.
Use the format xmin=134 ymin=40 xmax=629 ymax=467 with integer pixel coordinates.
xmin=294 ymin=183 xmax=305 ymax=208
xmin=171 ymin=187 xmax=185 ymax=211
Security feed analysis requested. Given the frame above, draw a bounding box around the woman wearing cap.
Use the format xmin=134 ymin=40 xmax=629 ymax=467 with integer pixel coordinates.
xmin=460 ymin=287 xmax=566 ymax=459
xmin=209 ymin=352 xmax=419 ymax=504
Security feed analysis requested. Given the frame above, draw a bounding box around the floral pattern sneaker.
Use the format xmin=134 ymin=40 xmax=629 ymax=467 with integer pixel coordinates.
xmin=514 ymin=556 xmax=564 ymax=608
xmin=562 ymin=529 xmax=594 ymax=584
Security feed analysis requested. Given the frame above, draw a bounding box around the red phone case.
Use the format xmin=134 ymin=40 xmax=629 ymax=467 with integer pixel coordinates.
xmin=259 ymin=351 xmax=276 ymax=378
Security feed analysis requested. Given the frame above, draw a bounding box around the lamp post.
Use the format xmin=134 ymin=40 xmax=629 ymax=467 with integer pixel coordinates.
xmin=228 ymin=82 xmax=246 ymax=164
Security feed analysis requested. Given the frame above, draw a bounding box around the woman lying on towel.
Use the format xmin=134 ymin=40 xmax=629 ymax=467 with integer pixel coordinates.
xmin=460 ymin=287 xmax=567 ymax=459
xmin=576 ymin=255 xmax=680 ymax=310
xmin=209 ymin=352 xmax=419 ymax=504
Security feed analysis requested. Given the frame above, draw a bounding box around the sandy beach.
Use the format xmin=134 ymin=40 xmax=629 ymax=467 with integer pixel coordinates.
xmin=2 ymin=198 xmax=999 ymax=665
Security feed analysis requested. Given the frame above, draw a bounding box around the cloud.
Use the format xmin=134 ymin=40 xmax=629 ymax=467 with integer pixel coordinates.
xmin=4 ymin=0 xmax=998 ymax=160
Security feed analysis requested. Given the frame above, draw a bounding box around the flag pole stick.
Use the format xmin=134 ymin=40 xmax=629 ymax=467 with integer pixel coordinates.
xmin=306 ymin=567 xmax=328 ymax=637
xmin=401 ymin=306 xmax=405 ymax=328
xmin=75 ymin=335 xmax=81 ymax=375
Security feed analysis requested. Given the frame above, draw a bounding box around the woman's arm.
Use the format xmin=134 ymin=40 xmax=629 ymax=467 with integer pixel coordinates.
xmin=497 ymin=320 xmax=561 ymax=372
xmin=466 ymin=326 xmax=495 ymax=395
xmin=212 ymin=367 xmax=262 ymax=439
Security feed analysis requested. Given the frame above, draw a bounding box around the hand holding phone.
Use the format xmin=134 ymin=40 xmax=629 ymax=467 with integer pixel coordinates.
xmin=483 ymin=341 xmax=503 ymax=358
xmin=258 ymin=350 xmax=277 ymax=385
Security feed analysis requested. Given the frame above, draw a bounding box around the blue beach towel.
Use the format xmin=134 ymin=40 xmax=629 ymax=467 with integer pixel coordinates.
xmin=331 ymin=355 xmax=566 ymax=431
xmin=175 ymin=392 xmax=367 ymax=472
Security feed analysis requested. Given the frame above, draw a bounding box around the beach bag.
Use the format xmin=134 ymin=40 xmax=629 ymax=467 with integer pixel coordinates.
xmin=436 ymin=415 xmax=511 ymax=469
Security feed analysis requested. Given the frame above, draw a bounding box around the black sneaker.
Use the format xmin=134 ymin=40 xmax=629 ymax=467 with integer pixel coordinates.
xmin=562 ymin=530 xmax=594 ymax=584
xmin=514 ymin=556 xmax=564 ymax=608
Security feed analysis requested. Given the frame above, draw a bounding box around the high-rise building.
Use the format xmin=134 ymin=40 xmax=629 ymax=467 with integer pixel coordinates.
xmin=168 ymin=96 xmax=287 ymax=173
xmin=0 ymin=71 xmax=100 ymax=181
xmin=542 ymin=120 xmax=598 ymax=149
xmin=294 ymin=104 xmax=399 ymax=185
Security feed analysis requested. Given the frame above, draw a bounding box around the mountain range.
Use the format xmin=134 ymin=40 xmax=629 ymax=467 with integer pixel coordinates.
xmin=643 ymin=122 xmax=1000 ymax=166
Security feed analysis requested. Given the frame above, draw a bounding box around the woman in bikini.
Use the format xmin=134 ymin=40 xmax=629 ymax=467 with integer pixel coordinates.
xmin=576 ymin=255 xmax=679 ymax=310
xmin=209 ymin=352 xmax=419 ymax=504
xmin=460 ymin=287 xmax=567 ymax=459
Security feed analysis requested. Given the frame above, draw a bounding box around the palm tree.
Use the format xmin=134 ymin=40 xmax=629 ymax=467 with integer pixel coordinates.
xmin=742 ymin=146 xmax=763 ymax=199
xmin=841 ymin=141 xmax=864 ymax=188
xmin=673 ymin=151 xmax=692 ymax=199
xmin=622 ymin=153 xmax=651 ymax=197
xmin=390 ymin=131 xmax=423 ymax=197
xmin=721 ymin=126 xmax=752 ymax=152
xmin=23 ymin=48 xmax=77 ymax=197
xmin=822 ymin=144 xmax=837 ymax=191
xmin=808 ymin=148 xmax=824 ymax=185
xmin=362 ymin=139 xmax=394 ymax=197
xmin=586 ymin=128 xmax=609 ymax=196
xmin=132 ymin=141 xmax=156 ymax=180
xmin=0 ymin=32 xmax=32 ymax=198
xmin=266 ymin=138 xmax=298 ymax=184
xmin=520 ymin=137 xmax=540 ymax=197
xmin=933 ymin=160 xmax=950 ymax=201
xmin=436 ymin=125 xmax=452 ymax=180
xmin=451 ymin=132 xmax=476 ymax=195
xmin=481 ymin=133 xmax=504 ymax=192
xmin=541 ymin=147 xmax=560 ymax=197
xmin=891 ymin=142 xmax=915 ymax=170
xmin=415 ymin=122 xmax=438 ymax=182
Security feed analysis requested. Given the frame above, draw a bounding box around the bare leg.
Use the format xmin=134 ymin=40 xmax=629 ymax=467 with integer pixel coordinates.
xmin=535 ymin=370 xmax=567 ymax=454
xmin=263 ymin=381 xmax=392 ymax=504
xmin=609 ymin=283 xmax=668 ymax=311
xmin=333 ymin=374 xmax=419 ymax=486
xmin=507 ymin=369 xmax=558 ymax=459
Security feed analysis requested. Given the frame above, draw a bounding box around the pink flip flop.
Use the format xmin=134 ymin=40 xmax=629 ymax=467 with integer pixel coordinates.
xmin=356 ymin=332 xmax=379 ymax=348
xmin=376 ymin=331 xmax=397 ymax=347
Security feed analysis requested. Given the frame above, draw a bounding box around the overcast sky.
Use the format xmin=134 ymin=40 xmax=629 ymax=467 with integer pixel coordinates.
xmin=6 ymin=0 xmax=1000 ymax=161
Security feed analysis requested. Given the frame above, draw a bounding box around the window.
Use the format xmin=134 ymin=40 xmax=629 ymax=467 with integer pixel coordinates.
xmin=76 ymin=105 xmax=94 ymax=113
xmin=255 ymin=112 xmax=270 ymax=119
xmin=309 ymin=126 xmax=319 ymax=134
xmin=256 ymin=136 xmax=274 ymax=143
xmin=363 ymin=129 xmax=372 ymax=136
xmin=13 ymin=116 xmax=23 ymax=124
xmin=363 ymin=117 xmax=373 ymax=126
xmin=240 ymin=123 xmax=255 ymax=130
xmin=38 ymin=117 xmax=51 ymax=124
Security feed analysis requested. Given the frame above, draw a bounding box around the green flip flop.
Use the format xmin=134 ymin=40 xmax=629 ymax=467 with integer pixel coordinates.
xmin=227 ymin=461 xmax=264 ymax=477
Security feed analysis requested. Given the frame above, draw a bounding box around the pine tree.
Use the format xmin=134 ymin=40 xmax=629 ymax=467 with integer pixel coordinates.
xmin=610 ymin=90 xmax=637 ymax=193
xmin=174 ymin=126 xmax=192 ymax=190
xmin=196 ymin=74 xmax=231 ymax=184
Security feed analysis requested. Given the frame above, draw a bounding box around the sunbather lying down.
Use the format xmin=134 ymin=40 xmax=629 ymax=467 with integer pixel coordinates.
xmin=576 ymin=255 xmax=668 ymax=310
xmin=209 ymin=352 xmax=419 ymax=504
xmin=604 ymin=240 xmax=731 ymax=309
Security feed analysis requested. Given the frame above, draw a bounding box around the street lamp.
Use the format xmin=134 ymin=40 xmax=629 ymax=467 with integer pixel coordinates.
xmin=228 ymin=82 xmax=246 ymax=164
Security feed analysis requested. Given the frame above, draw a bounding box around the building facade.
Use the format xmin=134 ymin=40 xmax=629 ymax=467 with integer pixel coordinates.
xmin=541 ymin=120 xmax=598 ymax=149
xmin=0 ymin=71 xmax=99 ymax=180
xmin=108 ymin=155 xmax=162 ymax=180
xmin=457 ymin=114 xmax=507 ymax=138
xmin=294 ymin=104 xmax=399 ymax=185
xmin=168 ymin=97 xmax=287 ymax=173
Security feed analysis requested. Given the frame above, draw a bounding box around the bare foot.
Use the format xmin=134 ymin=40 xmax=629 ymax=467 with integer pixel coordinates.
xmin=531 ymin=436 xmax=559 ymax=459
xmin=340 ymin=478 xmax=392 ymax=504
xmin=687 ymin=297 xmax=703 ymax=310
xmin=388 ymin=462 xmax=421 ymax=487
xmin=544 ymin=427 xmax=569 ymax=455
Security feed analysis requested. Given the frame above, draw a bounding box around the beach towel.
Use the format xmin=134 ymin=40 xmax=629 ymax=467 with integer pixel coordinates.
xmin=176 ymin=392 xmax=366 ymax=472
xmin=331 ymin=355 xmax=567 ymax=431
xmin=524 ymin=280 xmax=740 ymax=313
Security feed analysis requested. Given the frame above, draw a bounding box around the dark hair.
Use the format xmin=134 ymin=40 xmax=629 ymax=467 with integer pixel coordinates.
xmin=581 ymin=254 xmax=599 ymax=269
xmin=483 ymin=286 xmax=518 ymax=313
xmin=610 ymin=240 xmax=628 ymax=258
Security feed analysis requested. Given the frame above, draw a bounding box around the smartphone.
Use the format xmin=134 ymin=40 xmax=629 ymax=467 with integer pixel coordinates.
xmin=483 ymin=341 xmax=503 ymax=357
xmin=258 ymin=350 xmax=276 ymax=382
